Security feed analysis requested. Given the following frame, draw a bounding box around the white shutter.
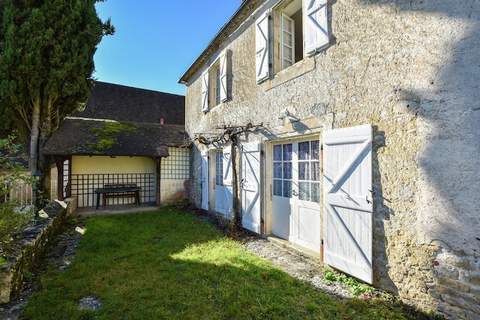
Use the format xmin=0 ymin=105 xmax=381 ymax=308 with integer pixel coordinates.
xmin=201 ymin=71 xmax=209 ymax=112
xmin=200 ymin=151 xmax=209 ymax=210
xmin=303 ymin=0 xmax=329 ymax=56
xmin=255 ymin=11 xmax=270 ymax=83
xmin=241 ymin=142 xmax=262 ymax=234
xmin=323 ymin=124 xmax=373 ymax=284
xmin=223 ymin=148 xmax=232 ymax=187
xmin=281 ymin=14 xmax=295 ymax=70
xmin=219 ymin=50 xmax=231 ymax=102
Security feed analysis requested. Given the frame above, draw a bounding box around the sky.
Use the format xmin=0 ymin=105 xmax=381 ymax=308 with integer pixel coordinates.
xmin=94 ymin=1 xmax=241 ymax=96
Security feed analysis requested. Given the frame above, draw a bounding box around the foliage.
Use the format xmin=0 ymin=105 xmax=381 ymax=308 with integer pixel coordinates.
xmin=0 ymin=135 xmax=35 ymax=250
xmin=0 ymin=202 xmax=34 ymax=249
xmin=323 ymin=267 xmax=375 ymax=297
xmin=24 ymin=208 xmax=419 ymax=319
xmin=88 ymin=122 xmax=137 ymax=152
xmin=0 ymin=0 xmax=114 ymax=141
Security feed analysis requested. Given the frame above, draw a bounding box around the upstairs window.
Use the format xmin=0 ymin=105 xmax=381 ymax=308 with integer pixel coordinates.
xmin=209 ymin=61 xmax=221 ymax=108
xmin=276 ymin=0 xmax=304 ymax=71
xmin=255 ymin=0 xmax=329 ymax=83
xmin=201 ymin=50 xmax=232 ymax=113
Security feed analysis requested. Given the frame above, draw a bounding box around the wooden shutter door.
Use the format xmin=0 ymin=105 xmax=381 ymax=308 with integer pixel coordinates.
xmin=255 ymin=11 xmax=270 ymax=83
xmin=201 ymin=71 xmax=209 ymax=112
xmin=323 ymin=125 xmax=373 ymax=284
xmin=200 ymin=151 xmax=209 ymax=210
xmin=241 ymin=142 xmax=262 ymax=234
xmin=222 ymin=148 xmax=233 ymax=217
xmin=303 ymin=0 xmax=329 ymax=55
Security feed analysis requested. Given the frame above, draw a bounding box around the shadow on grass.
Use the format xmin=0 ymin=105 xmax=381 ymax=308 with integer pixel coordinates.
xmin=22 ymin=209 xmax=436 ymax=320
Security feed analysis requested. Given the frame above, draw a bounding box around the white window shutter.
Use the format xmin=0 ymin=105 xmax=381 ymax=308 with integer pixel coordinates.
xmin=255 ymin=11 xmax=270 ymax=83
xmin=201 ymin=71 xmax=209 ymax=112
xmin=303 ymin=0 xmax=329 ymax=56
xmin=219 ymin=50 xmax=230 ymax=102
xmin=223 ymin=148 xmax=232 ymax=187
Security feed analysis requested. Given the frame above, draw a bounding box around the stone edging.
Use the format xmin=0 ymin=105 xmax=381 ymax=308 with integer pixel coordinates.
xmin=0 ymin=200 xmax=70 ymax=304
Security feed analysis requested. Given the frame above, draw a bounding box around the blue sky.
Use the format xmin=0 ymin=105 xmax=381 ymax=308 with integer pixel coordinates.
xmin=94 ymin=1 xmax=241 ymax=96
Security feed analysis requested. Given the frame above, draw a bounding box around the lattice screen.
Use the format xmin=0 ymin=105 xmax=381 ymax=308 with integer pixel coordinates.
xmin=161 ymin=147 xmax=190 ymax=180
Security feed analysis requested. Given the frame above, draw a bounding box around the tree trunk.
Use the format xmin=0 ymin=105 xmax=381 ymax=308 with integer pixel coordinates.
xmin=29 ymin=99 xmax=41 ymax=206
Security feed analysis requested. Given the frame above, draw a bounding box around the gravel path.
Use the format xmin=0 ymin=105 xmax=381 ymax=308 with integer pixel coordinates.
xmin=242 ymin=236 xmax=354 ymax=298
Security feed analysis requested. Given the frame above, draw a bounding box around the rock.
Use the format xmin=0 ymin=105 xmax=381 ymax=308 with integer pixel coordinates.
xmin=78 ymin=296 xmax=102 ymax=311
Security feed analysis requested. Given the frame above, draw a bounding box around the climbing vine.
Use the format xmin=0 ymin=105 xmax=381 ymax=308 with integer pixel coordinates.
xmin=195 ymin=123 xmax=263 ymax=230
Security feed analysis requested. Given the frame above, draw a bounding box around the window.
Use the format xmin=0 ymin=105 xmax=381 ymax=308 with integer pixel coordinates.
xmin=208 ymin=61 xmax=221 ymax=108
xmin=298 ymin=141 xmax=320 ymax=202
xmin=273 ymin=143 xmax=293 ymax=198
xmin=275 ymin=0 xmax=304 ymax=73
xmin=215 ymin=151 xmax=223 ymax=186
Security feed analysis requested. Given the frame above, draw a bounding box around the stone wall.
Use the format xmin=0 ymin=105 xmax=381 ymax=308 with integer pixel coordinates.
xmin=184 ymin=0 xmax=480 ymax=318
xmin=0 ymin=201 xmax=69 ymax=304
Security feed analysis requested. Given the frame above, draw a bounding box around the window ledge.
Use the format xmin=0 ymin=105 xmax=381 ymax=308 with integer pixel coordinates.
xmin=261 ymin=57 xmax=316 ymax=91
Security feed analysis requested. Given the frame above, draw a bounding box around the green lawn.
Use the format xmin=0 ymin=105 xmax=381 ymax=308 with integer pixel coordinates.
xmin=24 ymin=208 xmax=419 ymax=320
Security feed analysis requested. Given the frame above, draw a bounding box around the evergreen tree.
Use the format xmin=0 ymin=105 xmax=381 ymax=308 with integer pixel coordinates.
xmin=0 ymin=0 xmax=114 ymax=204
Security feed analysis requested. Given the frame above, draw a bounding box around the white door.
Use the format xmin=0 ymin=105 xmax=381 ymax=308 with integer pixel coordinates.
xmin=323 ymin=125 xmax=373 ymax=284
xmin=271 ymin=140 xmax=321 ymax=253
xmin=200 ymin=151 xmax=209 ymax=210
xmin=241 ymin=142 xmax=262 ymax=234
xmin=215 ymin=149 xmax=233 ymax=218
xmin=291 ymin=141 xmax=321 ymax=252
xmin=272 ymin=143 xmax=293 ymax=240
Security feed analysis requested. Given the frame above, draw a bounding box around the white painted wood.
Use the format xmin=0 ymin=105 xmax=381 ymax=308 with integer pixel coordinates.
xmin=200 ymin=151 xmax=209 ymax=210
xmin=215 ymin=148 xmax=233 ymax=218
xmin=291 ymin=140 xmax=321 ymax=252
xmin=303 ymin=0 xmax=329 ymax=56
xmin=201 ymin=71 xmax=209 ymax=112
xmin=281 ymin=13 xmax=295 ymax=70
xmin=241 ymin=142 xmax=262 ymax=234
xmin=323 ymin=124 xmax=373 ymax=284
xmin=219 ymin=50 xmax=230 ymax=102
xmin=255 ymin=11 xmax=271 ymax=83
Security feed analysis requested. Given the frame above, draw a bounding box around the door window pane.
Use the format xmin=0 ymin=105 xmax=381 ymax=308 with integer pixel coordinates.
xmin=274 ymin=162 xmax=282 ymax=179
xmin=283 ymin=162 xmax=292 ymax=179
xmin=283 ymin=181 xmax=292 ymax=198
xmin=274 ymin=145 xmax=282 ymax=161
xmin=299 ymin=182 xmax=310 ymax=201
xmin=283 ymin=144 xmax=292 ymax=161
xmin=299 ymin=162 xmax=310 ymax=180
xmin=312 ymin=141 xmax=320 ymax=160
xmin=311 ymin=183 xmax=320 ymax=203
xmin=311 ymin=161 xmax=320 ymax=181
xmin=299 ymin=142 xmax=310 ymax=160
xmin=273 ymin=180 xmax=282 ymax=196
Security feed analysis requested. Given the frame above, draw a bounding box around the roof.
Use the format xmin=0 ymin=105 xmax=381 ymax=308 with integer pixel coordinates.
xmin=74 ymin=81 xmax=185 ymax=125
xmin=43 ymin=119 xmax=188 ymax=158
xmin=179 ymin=0 xmax=261 ymax=84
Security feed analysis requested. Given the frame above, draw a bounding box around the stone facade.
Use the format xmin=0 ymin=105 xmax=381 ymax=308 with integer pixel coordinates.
xmin=182 ymin=0 xmax=480 ymax=318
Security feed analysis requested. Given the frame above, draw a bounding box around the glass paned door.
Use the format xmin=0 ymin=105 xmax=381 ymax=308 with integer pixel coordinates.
xmin=271 ymin=139 xmax=321 ymax=253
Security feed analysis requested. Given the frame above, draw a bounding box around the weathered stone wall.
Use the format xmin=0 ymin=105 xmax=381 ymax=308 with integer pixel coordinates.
xmin=0 ymin=201 xmax=69 ymax=304
xmin=184 ymin=0 xmax=480 ymax=318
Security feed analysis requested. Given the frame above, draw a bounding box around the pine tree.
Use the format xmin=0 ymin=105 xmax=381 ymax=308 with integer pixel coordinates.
xmin=0 ymin=0 xmax=114 ymax=204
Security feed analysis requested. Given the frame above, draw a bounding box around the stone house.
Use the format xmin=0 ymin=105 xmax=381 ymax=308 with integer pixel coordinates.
xmin=43 ymin=81 xmax=190 ymax=209
xmin=179 ymin=0 xmax=480 ymax=318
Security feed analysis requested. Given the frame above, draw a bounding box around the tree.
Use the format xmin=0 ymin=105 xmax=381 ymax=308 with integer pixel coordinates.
xmin=0 ymin=0 xmax=114 ymax=205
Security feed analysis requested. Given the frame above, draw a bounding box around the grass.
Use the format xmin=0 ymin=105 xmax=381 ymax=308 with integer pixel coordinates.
xmin=23 ymin=208 xmax=424 ymax=320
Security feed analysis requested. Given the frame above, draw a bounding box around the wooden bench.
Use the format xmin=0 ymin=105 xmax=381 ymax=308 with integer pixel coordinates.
xmin=95 ymin=184 xmax=141 ymax=209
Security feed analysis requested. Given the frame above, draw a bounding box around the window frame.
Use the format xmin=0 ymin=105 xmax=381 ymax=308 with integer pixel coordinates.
xmin=215 ymin=151 xmax=224 ymax=186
